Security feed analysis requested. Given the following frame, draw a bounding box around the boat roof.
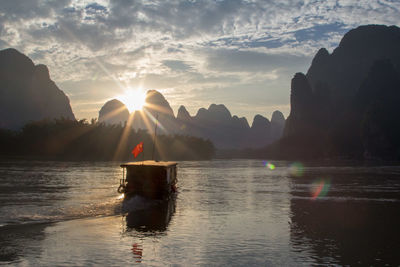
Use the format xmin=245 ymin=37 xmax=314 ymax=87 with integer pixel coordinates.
xmin=120 ymin=160 xmax=177 ymax=168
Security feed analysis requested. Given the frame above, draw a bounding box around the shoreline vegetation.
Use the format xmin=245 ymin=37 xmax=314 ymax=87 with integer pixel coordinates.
xmin=0 ymin=118 xmax=215 ymax=161
xmin=1 ymin=118 xmax=399 ymax=163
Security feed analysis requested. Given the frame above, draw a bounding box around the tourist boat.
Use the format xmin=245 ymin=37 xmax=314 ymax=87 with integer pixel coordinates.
xmin=118 ymin=160 xmax=177 ymax=199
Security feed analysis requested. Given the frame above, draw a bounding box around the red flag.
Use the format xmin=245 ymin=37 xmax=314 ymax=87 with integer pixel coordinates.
xmin=132 ymin=142 xmax=143 ymax=158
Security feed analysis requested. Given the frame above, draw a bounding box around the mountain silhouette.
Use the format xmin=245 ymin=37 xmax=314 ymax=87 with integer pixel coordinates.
xmin=98 ymin=91 xmax=285 ymax=149
xmin=357 ymin=60 xmax=400 ymax=159
xmin=187 ymin=103 xmax=249 ymax=149
xmin=142 ymin=90 xmax=178 ymax=134
xmin=0 ymin=48 xmax=75 ymax=129
xmin=282 ymin=24 xmax=400 ymax=159
xmin=270 ymin=110 xmax=285 ymax=142
xmin=249 ymin=115 xmax=271 ymax=148
xmin=98 ymin=99 xmax=129 ymax=125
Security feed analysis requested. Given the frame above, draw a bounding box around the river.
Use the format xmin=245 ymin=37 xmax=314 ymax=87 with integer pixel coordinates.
xmin=0 ymin=160 xmax=399 ymax=266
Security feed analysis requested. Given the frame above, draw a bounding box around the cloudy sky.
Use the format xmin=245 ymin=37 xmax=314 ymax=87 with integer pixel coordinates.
xmin=1 ymin=0 xmax=399 ymax=122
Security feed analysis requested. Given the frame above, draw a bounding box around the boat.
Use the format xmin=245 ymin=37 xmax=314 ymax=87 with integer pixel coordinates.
xmin=119 ymin=160 xmax=177 ymax=199
xmin=118 ymin=113 xmax=177 ymax=199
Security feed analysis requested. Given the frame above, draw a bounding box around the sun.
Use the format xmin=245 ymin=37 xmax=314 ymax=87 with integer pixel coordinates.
xmin=117 ymin=88 xmax=147 ymax=112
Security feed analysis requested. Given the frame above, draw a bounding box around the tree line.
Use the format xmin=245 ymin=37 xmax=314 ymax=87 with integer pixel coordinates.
xmin=0 ymin=118 xmax=215 ymax=161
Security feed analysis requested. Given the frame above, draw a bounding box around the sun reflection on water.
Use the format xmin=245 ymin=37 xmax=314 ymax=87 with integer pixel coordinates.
xmin=289 ymin=162 xmax=304 ymax=177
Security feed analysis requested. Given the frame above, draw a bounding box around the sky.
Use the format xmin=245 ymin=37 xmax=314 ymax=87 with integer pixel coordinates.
xmin=0 ymin=0 xmax=399 ymax=123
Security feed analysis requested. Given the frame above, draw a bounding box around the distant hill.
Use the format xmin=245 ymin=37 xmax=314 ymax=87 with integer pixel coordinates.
xmin=98 ymin=99 xmax=129 ymax=126
xmin=0 ymin=48 xmax=75 ymax=129
xmin=142 ymin=90 xmax=179 ymax=135
xmin=270 ymin=110 xmax=285 ymax=142
xmin=176 ymin=103 xmax=285 ymax=149
xmin=98 ymin=91 xmax=285 ymax=149
xmin=281 ymin=24 xmax=400 ymax=160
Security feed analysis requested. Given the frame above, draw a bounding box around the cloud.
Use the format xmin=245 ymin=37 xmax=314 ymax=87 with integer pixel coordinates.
xmin=163 ymin=60 xmax=193 ymax=72
xmin=0 ymin=0 xmax=399 ymax=121
xmin=206 ymin=49 xmax=310 ymax=73
xmin=293 ymin=22 xmax=349 ymax=42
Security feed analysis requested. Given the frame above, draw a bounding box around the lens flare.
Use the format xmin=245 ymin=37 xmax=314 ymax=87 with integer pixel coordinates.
xmin=311 ymin=179 xmax=331 ymax=200
xmin=289 ymin=162 xmax=304 ymax=177
xmin=263 ymin=161 xmax=276 ymax=170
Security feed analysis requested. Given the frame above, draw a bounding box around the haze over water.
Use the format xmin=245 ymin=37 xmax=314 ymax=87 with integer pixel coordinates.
xmin=0 ymin=160 xmax=399 ymax=266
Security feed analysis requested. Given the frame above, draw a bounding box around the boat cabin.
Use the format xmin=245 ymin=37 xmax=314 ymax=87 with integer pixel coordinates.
xmin=119 ymin=161 xmax=177 ymax=199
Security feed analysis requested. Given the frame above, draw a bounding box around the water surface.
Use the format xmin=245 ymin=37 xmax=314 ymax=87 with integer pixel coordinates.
xmin=0 ymin=160 xmax=399 ymax=266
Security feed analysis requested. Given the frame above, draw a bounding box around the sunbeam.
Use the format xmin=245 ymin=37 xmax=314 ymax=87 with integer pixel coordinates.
xmin=116 ymin=87 xmax=147 ymax=112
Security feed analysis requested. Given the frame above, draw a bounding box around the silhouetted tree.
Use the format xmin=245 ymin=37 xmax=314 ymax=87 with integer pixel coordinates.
xmin=0 ymin=119 xmax=215 ymax=161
